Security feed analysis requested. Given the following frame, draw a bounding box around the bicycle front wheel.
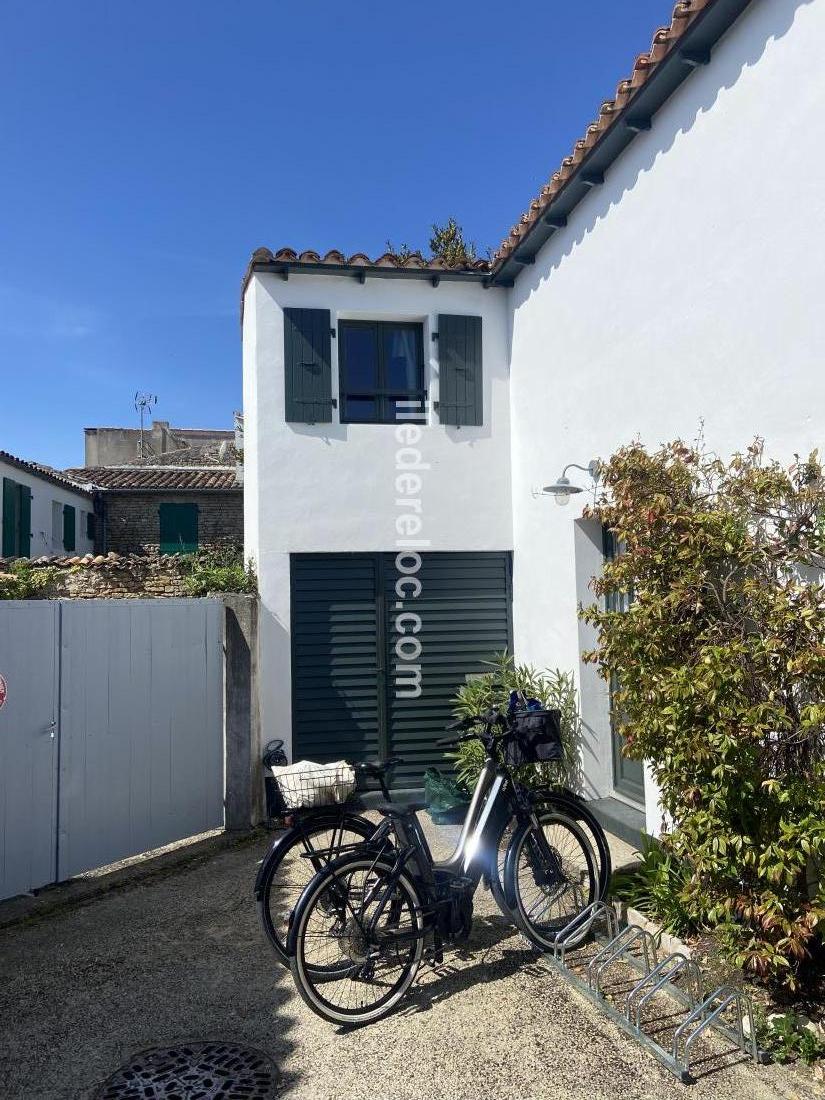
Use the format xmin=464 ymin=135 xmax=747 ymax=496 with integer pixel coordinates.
xmin=289 ymin=853 xmax=424 ymax=1026
xmin=505 ymin=812 xmax=597 ymax=951
xmin=256 ymin=813 xmax=376 ymax=966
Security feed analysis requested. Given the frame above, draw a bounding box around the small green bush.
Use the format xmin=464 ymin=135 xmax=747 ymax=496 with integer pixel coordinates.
xmin=610 ymin=836 xmax=698 ymax=938
xmin=449 ymin=652 xmax=580 ymax=793
xmin=181 ymin=548 xmax=256 ymax=596
xmin=0 ymin=560 xmax=57 ymax=599
xmin=758 ymin=1010 xmax=825 ymax=1065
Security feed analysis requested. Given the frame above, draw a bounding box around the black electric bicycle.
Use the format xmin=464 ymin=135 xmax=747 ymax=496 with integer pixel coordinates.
xmin=286 ymin=711 xmax=604 ymax=1025
xmin=255 ymin=750 xmax=612 ymax=968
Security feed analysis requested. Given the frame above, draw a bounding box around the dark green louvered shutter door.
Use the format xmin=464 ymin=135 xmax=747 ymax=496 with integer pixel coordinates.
xmin=437 ymin=314 xmax=483 ymax=426
xmin=290 ymin=552 xmax=512 ymax=787
xmin=284 ymin=307 xmax=333 ymax=423
xmin=2 ymin=478 xmax=17 ymax=557
xmin=291 ymin=555 xmax=382 ymax=764
xmin=384 ymin=552 xmax=511 ymax=786
xmin=18 ymin=485 xmax=31 ymax=557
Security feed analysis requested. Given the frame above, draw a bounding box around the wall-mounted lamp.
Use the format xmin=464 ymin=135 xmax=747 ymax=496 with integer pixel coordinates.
xmin=540 ymin=459 xmax=600 ymax=506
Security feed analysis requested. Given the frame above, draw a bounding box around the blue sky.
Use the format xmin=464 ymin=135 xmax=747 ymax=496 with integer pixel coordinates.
xmin=1 ymin=0 xmax=674 ymax=468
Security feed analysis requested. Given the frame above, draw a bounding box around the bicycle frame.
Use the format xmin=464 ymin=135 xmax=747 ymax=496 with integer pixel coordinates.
xmin=355 ymin=753 xmax=541 ymax=938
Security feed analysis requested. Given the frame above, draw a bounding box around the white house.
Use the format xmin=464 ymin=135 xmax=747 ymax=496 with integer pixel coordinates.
xmin=242 ymin=0 xmax=823 ymax=840
xmin=1 ymin=451 xmax=94 ymax=560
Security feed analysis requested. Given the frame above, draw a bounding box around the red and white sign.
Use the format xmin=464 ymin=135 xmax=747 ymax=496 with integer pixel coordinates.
xmin=0 ymin=674 xmax=6 ymax=710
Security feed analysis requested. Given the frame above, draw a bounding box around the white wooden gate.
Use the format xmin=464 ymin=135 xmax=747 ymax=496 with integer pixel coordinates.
xmin=0 ymin=599 xmax=224 ymax=901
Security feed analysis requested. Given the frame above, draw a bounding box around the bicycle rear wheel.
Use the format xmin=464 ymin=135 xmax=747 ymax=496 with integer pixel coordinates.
xmin=255 ymin=813 xmax=376 ymax=966
xmin=505 ymin=812 xmax=597 ymax=951
xmin=289 ymin=853 xmax=424 ymax=1026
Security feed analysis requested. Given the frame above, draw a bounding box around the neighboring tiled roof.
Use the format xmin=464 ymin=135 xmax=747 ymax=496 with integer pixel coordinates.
xmin=491 ymin=0 xmax=730 ymax=272
xmin=0 ymin=449 xmax=92 ymax=496
xmin=64 ymin=466 xmax=240 ymax=491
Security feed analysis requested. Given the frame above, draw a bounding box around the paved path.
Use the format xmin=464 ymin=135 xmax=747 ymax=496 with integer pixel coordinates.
xmin=0 ymin=828 xmax=817 ymax=1100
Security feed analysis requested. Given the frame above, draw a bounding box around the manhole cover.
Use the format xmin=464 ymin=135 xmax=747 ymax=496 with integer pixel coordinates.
xmin=93 ymin=1041 xmax=280 ymax=1100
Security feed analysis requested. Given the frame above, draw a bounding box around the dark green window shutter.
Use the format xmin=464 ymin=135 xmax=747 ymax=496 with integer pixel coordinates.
xmin=284 ymin=307 xmax=332 ymax=423
xmin=437 ymin=314 xmax=483 ymax=426
xmin=2 ymin=478 xmax=18 ymax=557
xmin=63 ymin=504 xmax=76 ymax=552
xmin=18 ymin=485 xmax=31 ymax=557
xmin=86 ymin=511 xmax=95 ymax=541
xmin=159 ymin=502 xmax=198 ymax=554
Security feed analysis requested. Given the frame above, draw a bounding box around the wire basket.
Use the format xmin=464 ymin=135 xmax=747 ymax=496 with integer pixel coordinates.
xmin=272 ymin=762 xmax=356 ymax=810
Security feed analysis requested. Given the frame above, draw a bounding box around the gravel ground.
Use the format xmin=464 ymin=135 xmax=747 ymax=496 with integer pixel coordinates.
xmin=0 ymin=823 xmax=818 ymax=1100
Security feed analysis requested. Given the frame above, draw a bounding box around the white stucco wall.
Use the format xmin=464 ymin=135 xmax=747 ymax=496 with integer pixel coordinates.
xmin=508 ymin=0 xmax=824 ymax=807
xmin=243 ymin=271 xmax=512 ymax=751
xmin=0 ymin=459 xmax=94 ymax=558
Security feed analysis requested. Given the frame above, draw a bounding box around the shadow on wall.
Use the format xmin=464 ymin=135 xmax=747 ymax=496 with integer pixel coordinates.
xmin=508 ymin=0 xmax=814 ymax=320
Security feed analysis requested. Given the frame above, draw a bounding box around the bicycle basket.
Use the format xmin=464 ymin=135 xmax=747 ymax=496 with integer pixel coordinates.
xmin=502 ymin=709 xmax=563 ymax=766
xmin=272 ymin=761 xmax=356 ymax=810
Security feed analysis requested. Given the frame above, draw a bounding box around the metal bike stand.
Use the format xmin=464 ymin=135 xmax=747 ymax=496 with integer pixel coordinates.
xmin=543 ymin=907 xmax=767 ymax=1083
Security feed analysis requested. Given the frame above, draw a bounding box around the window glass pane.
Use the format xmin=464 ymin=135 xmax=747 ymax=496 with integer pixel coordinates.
xmin=341 ymin=325 xmax=378 ymax=391
xmin=344 ymin=397 xmax=377 ymax=422
xmin=384 ymin=326 xmax=420 ymax=390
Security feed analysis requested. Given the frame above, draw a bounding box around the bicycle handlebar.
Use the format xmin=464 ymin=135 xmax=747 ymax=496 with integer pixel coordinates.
xmin=436 ymin=709 xmax=507 ymax=749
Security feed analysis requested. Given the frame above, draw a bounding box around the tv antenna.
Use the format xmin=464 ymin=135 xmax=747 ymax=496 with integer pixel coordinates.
xmin=134 ymin=392 xmax=158 ymax=459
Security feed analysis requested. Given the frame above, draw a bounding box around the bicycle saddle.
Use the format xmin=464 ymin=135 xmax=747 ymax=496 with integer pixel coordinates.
xmin=374 ymin=800 xmax=428 ymax=817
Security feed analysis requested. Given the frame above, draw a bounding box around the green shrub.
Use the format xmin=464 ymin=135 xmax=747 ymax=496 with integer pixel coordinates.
xmin=0 ymin=560 xmax=57 ymax=599
xmin=757 ymin=1010 xmax=825 ymax=1065
xmin=449 ymin=652 xmax=580 ymax=793
xmin=610 ymin=835 xmax=699 ymax=938
xmin=181 ymin=548 xmax=256 ymax=596
xmin=583 ymin=440 xmax=825 ymax=989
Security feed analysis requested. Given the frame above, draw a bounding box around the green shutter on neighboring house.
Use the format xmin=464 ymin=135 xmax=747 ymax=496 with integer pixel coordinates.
xmin=86 ymin=511 xmax=95 ymax=541
xmin=2 ymin=478 xmax=17 ymax=557
xmin=437 ymin=314 xmax=483 ymax=426
xmin=1 ymin=478 xmax=31 ymax=557
xmin=159 ymin=502 xmax=198 ymax=554
xmin=284 ymin=307 xmax=333 ymax=423
xmin=63 ymin=504 xmax=76 ymax=552
xmin=18 ymin=485 xmax=31 ymax=558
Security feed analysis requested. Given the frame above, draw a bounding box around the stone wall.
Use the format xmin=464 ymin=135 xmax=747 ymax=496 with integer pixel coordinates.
xmin=100 ymin=491 xmax=243 ymax=555
xmin=1 ymin=553 xmax=192 ymax=598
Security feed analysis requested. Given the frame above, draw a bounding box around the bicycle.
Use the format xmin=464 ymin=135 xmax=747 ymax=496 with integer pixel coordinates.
xmin=255 ymin=755 xmax=401 ymax=966
xmin=287 ymin=709 xmax=603 ymax=1025
xmin=256 ymin=737 xmax=612 ymax=968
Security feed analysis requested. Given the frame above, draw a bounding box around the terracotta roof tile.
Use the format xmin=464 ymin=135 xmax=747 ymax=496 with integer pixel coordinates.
xmin=490 ymin=0 xmax=717 ymax=272
xmin=63 ymin=465 xmax=240 ymax=491
xmin=0 ymin=450 xmax=92 ymax=496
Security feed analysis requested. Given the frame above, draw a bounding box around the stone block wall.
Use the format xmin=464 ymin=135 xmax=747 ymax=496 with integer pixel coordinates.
xmin=1 ymin=553 xmax=192 ymax=598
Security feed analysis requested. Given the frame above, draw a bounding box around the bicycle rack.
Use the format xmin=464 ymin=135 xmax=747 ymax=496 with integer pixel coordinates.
xmin=543 ymin=906 xmax=767 ymax=1083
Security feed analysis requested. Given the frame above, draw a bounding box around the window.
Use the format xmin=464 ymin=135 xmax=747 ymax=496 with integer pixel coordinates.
xmin=338 ymin=321 xmax=425 ymax=424
xmin=159 ymin=503 xmax=198 ymax=554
